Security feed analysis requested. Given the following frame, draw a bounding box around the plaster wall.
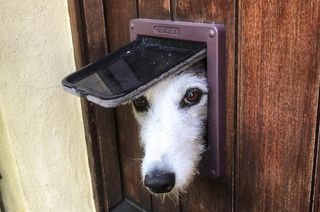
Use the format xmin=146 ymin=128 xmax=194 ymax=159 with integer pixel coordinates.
xmin=0 ymin=1 xmax=95 ymax=211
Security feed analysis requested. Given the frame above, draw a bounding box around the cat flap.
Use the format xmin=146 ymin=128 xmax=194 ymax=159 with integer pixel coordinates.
xmin=62 ymin=35 xmax=206 ymax=107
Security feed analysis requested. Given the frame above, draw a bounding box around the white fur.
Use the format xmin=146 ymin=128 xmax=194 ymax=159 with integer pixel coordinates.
xmin=133 ymin=66 xmax=208 ymax=194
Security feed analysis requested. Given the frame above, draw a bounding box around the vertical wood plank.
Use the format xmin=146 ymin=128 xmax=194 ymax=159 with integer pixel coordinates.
xmin=174 ymin=0 xmax=235 ymax=211
xmin=114 ymin=106 xmax=152 ymax=209
xmin=67 ymin=0 xmax=86 ymax=68
xmin=67 ymin=1 xmax=101 ymax=210
xmin=139 ymin=0 xmax=171 ymax=20
xmin=81 ymin=0 xmax=108 ymax=61
xmin=104 ymin=0 xmax=152 ymax=210
xmin=76 ymin=0 xmax=123 ymax=210
xmin=237 ymin=0 xmax=320 ymax=211
xmin=104 ymin=0 xmax=136 ymax=51
xmin=93 ymin=105 xmax=123 ymax=210
xmin=138 ymin=1 xmax=180 ymax=211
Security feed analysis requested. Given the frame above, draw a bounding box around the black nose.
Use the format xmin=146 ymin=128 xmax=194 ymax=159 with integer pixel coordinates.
xmin=144 ymin=170 xmax=175 ymax=193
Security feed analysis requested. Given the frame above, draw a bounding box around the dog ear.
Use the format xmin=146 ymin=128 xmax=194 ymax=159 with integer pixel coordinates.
xmin=190 ymin=60 xmax=207 ymax=74
xmin=176 ymin=60 xmax=207 ymax=77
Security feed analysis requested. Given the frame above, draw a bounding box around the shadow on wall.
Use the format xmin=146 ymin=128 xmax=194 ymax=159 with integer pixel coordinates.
xmin=0 ymin=180 xmax=5 ymax=212
xmin=0 ymin=109 xmax=27 ymax=212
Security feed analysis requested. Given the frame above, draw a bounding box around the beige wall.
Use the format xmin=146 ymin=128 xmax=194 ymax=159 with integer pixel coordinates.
xmin=0 ymin=1 xmax=96 ymax=211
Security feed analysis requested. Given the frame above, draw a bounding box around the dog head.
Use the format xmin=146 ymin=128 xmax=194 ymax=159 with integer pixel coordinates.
xmin=132 ymin=62 xmax=208 ymax=195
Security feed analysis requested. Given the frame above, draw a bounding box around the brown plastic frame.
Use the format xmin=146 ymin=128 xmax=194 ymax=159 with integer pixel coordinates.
xmin=130 ymin=19 xmax=226 ymax=178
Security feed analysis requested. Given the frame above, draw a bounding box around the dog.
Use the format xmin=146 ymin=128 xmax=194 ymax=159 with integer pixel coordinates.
xmin=132 ymin=61 xmax=208 ymax=196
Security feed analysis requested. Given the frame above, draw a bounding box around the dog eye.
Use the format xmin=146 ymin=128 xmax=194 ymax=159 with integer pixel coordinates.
xmin=133 ymin=96 xmax=149 ymax=112
xmin=181 ymin=88 xmax=203 ymax=108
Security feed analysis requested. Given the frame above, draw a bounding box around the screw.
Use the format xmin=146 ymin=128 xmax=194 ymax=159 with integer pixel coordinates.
xmin=209 ymin=29 xmax=215 ymax=38
xmin=211 ymin=169 xmax=216 ymax=176
xmin=130 ymin=23 xmax=134 ymax=30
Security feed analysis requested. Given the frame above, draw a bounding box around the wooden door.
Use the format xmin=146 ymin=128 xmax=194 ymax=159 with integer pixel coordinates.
xmin=67 ymin=0 xmax=320 ymax=211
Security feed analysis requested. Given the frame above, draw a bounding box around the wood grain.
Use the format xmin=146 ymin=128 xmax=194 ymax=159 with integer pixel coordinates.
xmin=237 ymin=0 xmax=320 ymax=211
xmin=104 ymin=0 xmax=152 ymax=210
xmin=138 ymin=0 xmax=170 ymax=20
xmin=175 ymin=0 xmax=226 ymax=23
xmin=174 ymin=0 xmax=235 ymax=211
xmin=78 ymin=0 xmax=123 ymax=210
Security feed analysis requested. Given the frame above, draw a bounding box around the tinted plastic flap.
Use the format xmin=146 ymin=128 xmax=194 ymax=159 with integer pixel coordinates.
xmin=62 ymin=36 xmax=206 ymax=107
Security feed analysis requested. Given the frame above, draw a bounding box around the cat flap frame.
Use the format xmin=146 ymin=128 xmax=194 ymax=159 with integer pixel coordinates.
xmin=130 ymin=19 xmax=226 ymax=178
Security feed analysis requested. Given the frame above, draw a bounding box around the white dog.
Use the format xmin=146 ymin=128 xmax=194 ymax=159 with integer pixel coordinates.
xmin=132 ymin=62 xmax=208 ymax=195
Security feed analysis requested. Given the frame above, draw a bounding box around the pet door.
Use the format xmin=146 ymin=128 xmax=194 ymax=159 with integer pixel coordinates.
xmin=62 ymin=36 xmax=206 ymax=107
xmin=62 ymin=19 xmax=226 ymax=178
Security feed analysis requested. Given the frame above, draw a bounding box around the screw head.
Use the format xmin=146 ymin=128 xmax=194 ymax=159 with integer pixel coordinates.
xmin=211 ymin=169 xmax=216 ymax=176
xmin=130 ymin=23 xmax=134 ymax=30
xmin=209 ymin=29 xmax=215 ymax=38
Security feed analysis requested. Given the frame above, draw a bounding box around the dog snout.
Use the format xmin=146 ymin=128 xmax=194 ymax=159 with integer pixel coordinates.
xmin=144 ymin=170 xmax=175 ymax=193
